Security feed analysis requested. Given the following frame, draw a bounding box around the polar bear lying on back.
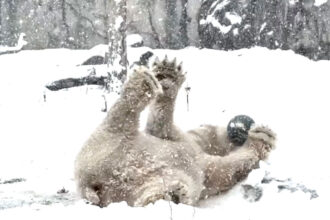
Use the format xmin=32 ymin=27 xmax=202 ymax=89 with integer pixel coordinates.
xmin=74 ymin=57 xmax=276 ymax=207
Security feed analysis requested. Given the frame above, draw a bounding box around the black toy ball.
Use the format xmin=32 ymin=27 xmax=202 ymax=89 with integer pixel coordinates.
xmin=227 ymin=115 xmax=255 ymax=146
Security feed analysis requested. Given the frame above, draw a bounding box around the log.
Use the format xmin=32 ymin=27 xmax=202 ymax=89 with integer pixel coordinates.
xmin=46 ymin=75 xmax=107 ymax=91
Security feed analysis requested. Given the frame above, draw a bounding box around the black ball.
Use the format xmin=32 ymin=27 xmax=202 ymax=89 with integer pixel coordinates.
xmin=227 ymin=115 xmax=255 ymax=146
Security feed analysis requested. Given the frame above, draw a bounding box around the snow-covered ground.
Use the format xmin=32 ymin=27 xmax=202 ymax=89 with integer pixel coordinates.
xmin=315 ymin=0 xmax=327 ymax=6
xmin=1 ymin=46 xmax=330 ymax=219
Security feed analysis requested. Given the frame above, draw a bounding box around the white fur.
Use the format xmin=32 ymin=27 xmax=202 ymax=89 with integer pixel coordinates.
xmin=75 ymin=61 xmax=276 ymax=207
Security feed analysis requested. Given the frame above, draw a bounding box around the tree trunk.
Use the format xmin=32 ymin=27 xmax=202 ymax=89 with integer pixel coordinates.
xmin=61 ymin=0 xmax=70 ymax=47
xmin=7 ymin=0 xmax=18 ymax=44
xmin=103 ymin=0 xmax=109 ymax=43
xmin=0 ymin=0 xmax=2 ymax=43
xmin=107 ymin=0 xmax=127 ymax=94
xmin=0 ymin=0 xmax=2 ymax=28
xmin=165 ymin=0 xmax=178 ymax=48
xmin=179 ymin=0 xmax=189 ymax=47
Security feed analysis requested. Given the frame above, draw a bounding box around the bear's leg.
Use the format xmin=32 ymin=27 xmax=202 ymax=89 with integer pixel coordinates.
xmin=201 ymin=126 xmax=276 ymax=198
xmin=145 ymin=57 xmax=185 ymax=140
xmin=102 ymin=67 xmax=162 ymax=137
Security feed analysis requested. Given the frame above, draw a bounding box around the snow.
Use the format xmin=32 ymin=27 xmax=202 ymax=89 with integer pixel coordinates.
xmin=211 ymin=0 xmax=230 ymax=11
xmin=315 ymin=0 xmax=328 ymax=6
xmin=229 ymin=122 xmax=245 ymax=129
xmin=115 ymin=16 xmax=124 ymax=30
xmin=260 ymin=22 xmax=267 ymax=33
xmin=127 ymin=34 xmax=143 ymax=47
xmin=267 ymin=31 xmax=274 ymax=36
xmin=1 ymin=46 xmax=330 ymax=219
xmin=244 ymin=24 xmax=251 ymax=30
xmin=114 ymin=0 xmax=123 ymax=4
xmin=290 ymin=0 xmax=328 ymax=7
xmin=225 ymin=12 xmax=242 ymax=25
xmin=88 ymin=44 xmax=108 ymax=57
xmin=0 ymin=33 xmax=27 ymax=54
xmin=200 ymin=0 xmax=233 ymax=34
xmin=289 ymin=0 xmax=298 ymax=5
xmin=200 ymin=2 xmax=242 ymax=35
xmin=200 ymin=16 xmax=232 ymax=34
xmin=233 ymin=28 xmax=239 ymax=36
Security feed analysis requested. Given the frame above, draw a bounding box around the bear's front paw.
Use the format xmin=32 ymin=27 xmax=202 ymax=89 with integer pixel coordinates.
xmin=128 ymin=66 xmax=163 ymax=98
xmin=152 ymin=56 xmax=185 ymax=99
xmin=248 ymin=125 xmax=276 ymax=160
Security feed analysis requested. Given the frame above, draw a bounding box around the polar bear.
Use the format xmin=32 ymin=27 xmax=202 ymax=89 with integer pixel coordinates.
xmin=74 ymin=58 xmax=276 ymax=207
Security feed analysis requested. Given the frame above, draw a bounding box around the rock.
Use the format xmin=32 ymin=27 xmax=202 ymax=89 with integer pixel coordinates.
xmin=242 ymin=184 xmax=263 ymax=202
xmin=277 ymin=184 xmax=319 ymax=200
xmin=57 ymin=187 xmax=69 ymax=194
xmin=199 ymin=0 xmax=330 ymax=60
xmin=81 ymin=56 xmax=105 ymax=65
xmin=130 ymin=51 xmax=154 ymax=68
xmin=261 ymin=174 xmax=319 ymax=200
